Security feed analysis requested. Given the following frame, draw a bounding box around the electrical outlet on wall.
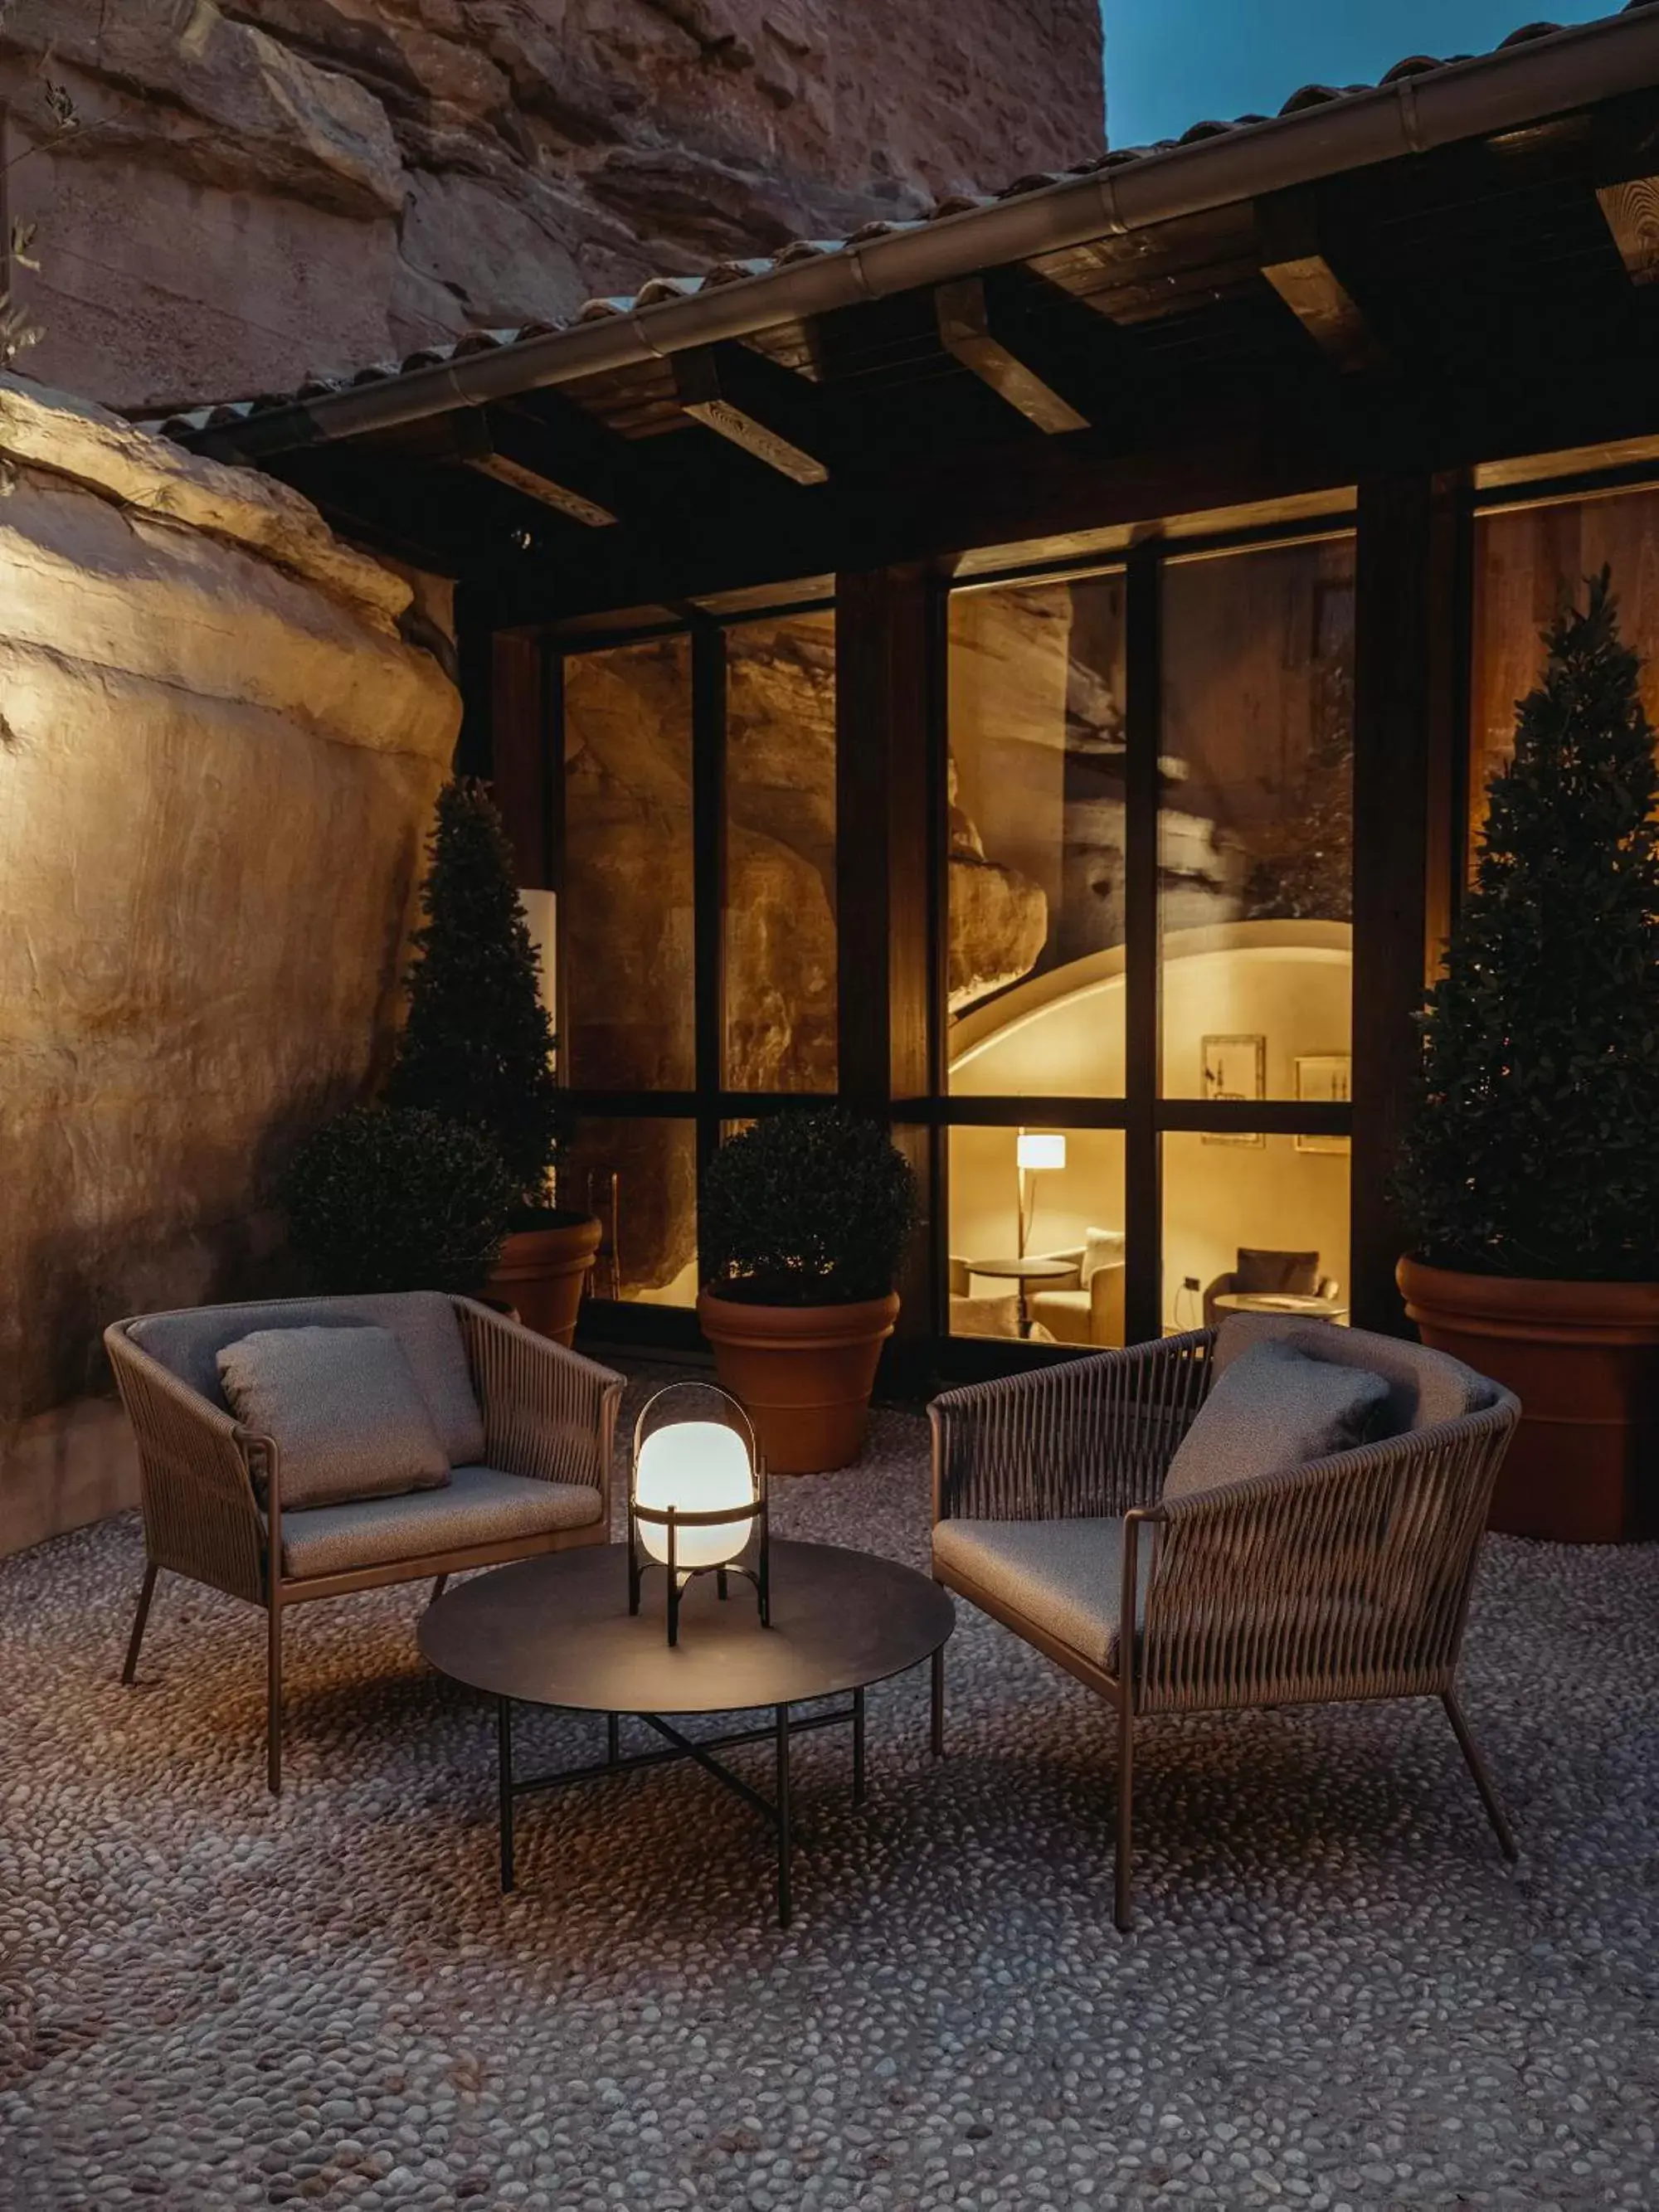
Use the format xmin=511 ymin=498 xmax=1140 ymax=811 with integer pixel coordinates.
xmin=1183 ymin=1276 xmax=1200 ymax=1293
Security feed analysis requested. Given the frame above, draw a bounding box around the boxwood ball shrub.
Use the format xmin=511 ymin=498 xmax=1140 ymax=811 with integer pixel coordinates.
xmin=702 ymin=1109 xmax=919 ymax=1306
xmin=284 ymin=1106 xmax=518 ymax=1296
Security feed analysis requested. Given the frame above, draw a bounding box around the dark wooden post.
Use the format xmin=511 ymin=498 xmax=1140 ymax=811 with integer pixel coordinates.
xmin=477 ymin=626 xmax=554 ymax=891
xmin=1122 ymin=547 xmax=1165 ymax=1347
xmin=1350 ymin=474 xmax=1467 ymax=1334
xmin=835 ymin=566 xmax=937 ymax=1348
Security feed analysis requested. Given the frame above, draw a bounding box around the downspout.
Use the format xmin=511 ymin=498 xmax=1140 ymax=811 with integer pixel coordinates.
xmin=193 ymin=7 xmax=1659 ymax=464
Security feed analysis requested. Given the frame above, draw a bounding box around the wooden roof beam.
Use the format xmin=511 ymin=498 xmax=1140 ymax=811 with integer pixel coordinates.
xmin=451 ymin=400 xmax=625 ymax=527
xmin=672 ymin=343 xmax=830 ymax=484
xmin=934 ymin=274 xmax=1090 ymax=433
xmin=1597 ymin=176 xmax=1659 ymax=283
xmin=1256 ymin=190 xmax=1384 ymax=375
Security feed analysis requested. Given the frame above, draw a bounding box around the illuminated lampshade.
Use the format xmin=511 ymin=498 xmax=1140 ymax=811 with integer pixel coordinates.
xmin=633 ymin=1420 xmax=755 ymax=1569
xmin=1017 ymin=1131 xmax=1067 ymax=1172
xmin=628 ymin=1382 xmax=770 ymax=1646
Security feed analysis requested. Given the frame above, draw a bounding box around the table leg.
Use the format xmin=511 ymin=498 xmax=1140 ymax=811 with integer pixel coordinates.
xmin=775 ymin=1703 xmax=792 ymax=1929
xmin=497 ymin=1696 xmax=516 ymax=1894
xmin=606 ymin=1712 xmax=620 ymax=1767
xmin=931 ymin=1645 xmax=946 ymax=1760
xmin=852 ymin=1686 xmax=867 ymax=1808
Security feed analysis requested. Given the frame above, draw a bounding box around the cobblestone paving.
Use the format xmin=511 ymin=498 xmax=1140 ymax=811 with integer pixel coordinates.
xmin=2 ymin=1364 xmax=1657 ymax=2210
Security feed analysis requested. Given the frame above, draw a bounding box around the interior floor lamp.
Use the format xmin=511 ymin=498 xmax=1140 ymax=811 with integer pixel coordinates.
xmin=1015 ymin=1130 xmax=1067 ymax=1260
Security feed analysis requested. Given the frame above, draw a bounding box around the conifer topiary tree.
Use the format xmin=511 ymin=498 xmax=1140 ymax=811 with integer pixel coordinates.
xmin=387 ymin=780 xmax=562 ymax=1213
xmin=1395 ymin=571 xmax=1659 ymax=1281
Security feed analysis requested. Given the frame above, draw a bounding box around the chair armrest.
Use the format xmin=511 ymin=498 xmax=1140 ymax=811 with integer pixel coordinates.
xmin=104 ymin=1322 xmax=269 ymax=1604
xmin=930 ymin=1331 xmax=1213 ymax=1525
xmin=1132 ymin=1398 xmax=1520 ymax=1716
xmin=1089 ymin=1262 xmax=1126 ymax=1348
xmin=453 ymin=1299 xmax=624 ymax=1511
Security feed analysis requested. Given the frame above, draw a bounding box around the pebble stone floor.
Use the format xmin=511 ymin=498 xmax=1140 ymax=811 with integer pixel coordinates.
xmin=2 ymin=1362 xmax=1657 ymax=2212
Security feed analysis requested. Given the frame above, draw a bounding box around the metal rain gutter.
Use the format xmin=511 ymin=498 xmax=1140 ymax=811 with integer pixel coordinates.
xmin=194 ymin=6 xmax=1659 ymax=464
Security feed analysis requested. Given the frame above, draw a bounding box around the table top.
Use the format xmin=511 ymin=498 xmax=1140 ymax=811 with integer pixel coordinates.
xmin=418 ymin=1541 xmax=955 ymax=1716
xmin=1213 ymin=1291 xmax=1349 ymax=1317
xmin=962 ymin=1257 xmax=1078 ymax=1282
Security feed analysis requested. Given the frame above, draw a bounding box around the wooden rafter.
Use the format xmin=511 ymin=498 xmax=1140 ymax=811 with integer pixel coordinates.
xmin=451 ymin=401 xmax=628 ymax=527
xmin=1257 ymin=191 xmax=1383 ymax=375
xmin=673 ymin=345 xmax=830 ymax=484
xmin=934 ymin=275 xmax=1090 ymax=434
xmin=1597 ymin=175 xmax=1659 ymax=283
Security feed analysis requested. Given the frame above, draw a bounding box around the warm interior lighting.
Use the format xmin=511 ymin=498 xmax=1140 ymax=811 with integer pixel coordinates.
xmin=1017 ymin=1131 xmax=1067 ymax=1172
xmin=633 ymin=1420 xmax=755 ymax=1569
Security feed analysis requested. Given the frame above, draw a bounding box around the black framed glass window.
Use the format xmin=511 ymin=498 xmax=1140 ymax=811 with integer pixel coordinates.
xmin=561 ymin=636 xmax=695 ymax=1093
xmin=547 ymin=595 xmax=837 ymax=1334
xmin=946 ymin=569 xmax=1128 ymax=1097
xmin=724 ymin=610 xmax=838 ymax=1093
xmin=942 ymin=522 xmax=1355 ymax=1350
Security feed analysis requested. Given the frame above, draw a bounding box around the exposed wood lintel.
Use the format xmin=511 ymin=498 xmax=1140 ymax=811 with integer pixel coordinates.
xmin=935 ymin=275 xmax=1090 ymax=434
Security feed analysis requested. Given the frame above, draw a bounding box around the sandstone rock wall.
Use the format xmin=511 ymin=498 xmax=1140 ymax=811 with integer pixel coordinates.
xmin=0 ymin=376 xmax=460 ymax=1544
xmin=0 ymin=0 xmax=1105 ymax=412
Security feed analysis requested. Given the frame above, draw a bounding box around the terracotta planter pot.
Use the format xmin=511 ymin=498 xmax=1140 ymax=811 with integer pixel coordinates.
xmin=487 ymin=1212 xmax=601 ymax=1348
xmin=1397 ymin=1254 xmax=1659 ymax=1544
xmin=697 ymin=1290 xmax=900 ymax=1475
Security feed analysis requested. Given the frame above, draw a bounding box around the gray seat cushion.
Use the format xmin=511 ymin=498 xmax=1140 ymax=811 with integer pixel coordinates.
xmin=1164 ymin=1339 xmax=1389 ymax=1502
xmin=280 ymin=1465 xmax=601 ymax=1580
xmin=129 ymin=1291 xmax=486 ymax=1466
xmin=217 ymin=1325 xmax=450 ymax=1511
xmin=932 ymin=1516 xmax=1151 ymax=1668
xmin=1212 ymin=1314 xmax=1495 ymax=1435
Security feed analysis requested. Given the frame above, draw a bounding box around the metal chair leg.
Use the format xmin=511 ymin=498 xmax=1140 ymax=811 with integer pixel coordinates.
xmin=121 ymin=1562 xmax=158 ymax=1685
xmin=1443 ymin=1689 xmax=1517 ymax=1862
xmin=1114 ymin=1699 xmax=1136 ymax=1932
xmin=267 ymin=1598 xmax=284 ymax=1797
xmin=430 ymin=1574 xmax=449 ymax=1606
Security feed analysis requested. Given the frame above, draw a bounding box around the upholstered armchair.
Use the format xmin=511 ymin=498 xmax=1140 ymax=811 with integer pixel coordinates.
xmin=1202 ymin=1247 xmax=1340 ymax=1329
xmin=929 ymin=1317 xmax=1520 ymax=1929
xmin=106 ymin=1291 xmax=623 ymax=1793
xmin=1027 ymin=1240 xmax=1127 ymax=1349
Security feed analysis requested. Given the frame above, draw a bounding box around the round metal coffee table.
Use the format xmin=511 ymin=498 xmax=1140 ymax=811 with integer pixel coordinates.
xmin=418 ymin=1541 xmax=955 ymax=1927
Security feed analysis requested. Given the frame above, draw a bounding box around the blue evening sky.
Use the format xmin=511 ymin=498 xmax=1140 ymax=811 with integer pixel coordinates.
xmin=1102 ymin=0 xmax=1613 ymax=148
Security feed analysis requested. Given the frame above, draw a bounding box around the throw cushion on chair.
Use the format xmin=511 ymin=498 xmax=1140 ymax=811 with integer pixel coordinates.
xmin=216 ymin=1325 xmax=451 ymax=1511
xmin=1162 ymin=1339 xmax=1389 ymax=1502
xmin=1211 ymin=1315 xmax=1495 ymax=1435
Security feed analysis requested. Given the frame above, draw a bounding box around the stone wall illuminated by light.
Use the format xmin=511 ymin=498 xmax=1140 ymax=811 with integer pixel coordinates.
xmin=0 ymin=377 xmax=460 ymax=1548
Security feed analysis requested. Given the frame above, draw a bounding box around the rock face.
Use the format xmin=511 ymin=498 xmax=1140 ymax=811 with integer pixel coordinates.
xmin=0 ymin=377 xmax=460 ymax=1483
xmin=0 ymin=0 xmax=1106 ymax=412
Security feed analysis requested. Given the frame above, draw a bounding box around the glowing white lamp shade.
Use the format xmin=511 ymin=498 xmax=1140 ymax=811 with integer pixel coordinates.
xmin=1017 ymin=1131 xmax=1067 ymax=1173
xmin=633 ymin=1420 xmax=756 ymax=1569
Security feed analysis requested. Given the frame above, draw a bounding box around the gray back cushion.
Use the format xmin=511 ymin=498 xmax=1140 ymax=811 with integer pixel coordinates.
xmin=128 ymin=1291 xmax=486 ymax=1466
xmin=1163 ymin=1339 xmax=1389 ymax=1503
xmin=1213 ymin=1313 xmax=1495 ymax=1435
xmin=217 ymin=1326 xmax=450 ymax=1512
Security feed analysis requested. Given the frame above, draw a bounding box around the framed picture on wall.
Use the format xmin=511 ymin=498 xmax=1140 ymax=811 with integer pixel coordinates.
xmin=1200 ymin=1033 xmax=1266 ymax=1146
xmin=1295 ymin=1053 xmax=1352 ymax=1154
